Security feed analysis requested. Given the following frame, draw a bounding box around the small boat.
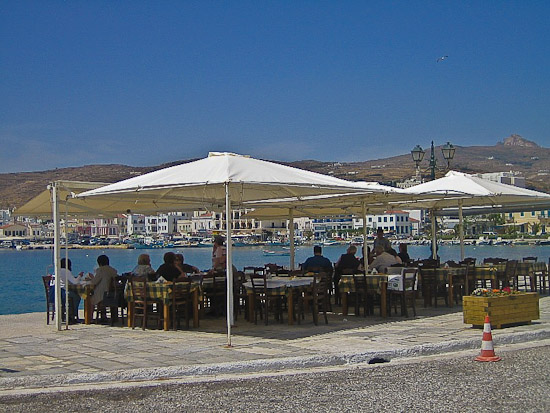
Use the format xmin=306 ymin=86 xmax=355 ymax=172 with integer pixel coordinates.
xmin=263 ymin=250 xmax=290 ymax=256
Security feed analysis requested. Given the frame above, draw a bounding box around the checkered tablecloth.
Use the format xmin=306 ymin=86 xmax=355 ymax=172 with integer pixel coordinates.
xmin=125 ymin=281 xmax=199 ymax=305
xmin=68 ymin=283 xmax=90 ymax=299
xmin=474 ymin=265 xmax=499 ymax=280
xmin=517 ymin=261 xmax=547 ymax=277
xmin=243 ymin=277 xmax=314 ymax=296
xmin=338 ymin=274 xmax=388 ymax=294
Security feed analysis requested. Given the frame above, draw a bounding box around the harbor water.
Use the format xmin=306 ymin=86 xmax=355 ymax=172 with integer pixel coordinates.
xmin=1 ymin=244 xmax=549 ymax=315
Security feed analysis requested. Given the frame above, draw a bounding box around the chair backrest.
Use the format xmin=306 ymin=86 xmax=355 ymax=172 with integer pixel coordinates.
xmin=445 ymin=260 xmax=461 ymax=268
xmin=313 ymin=272 xmax=330 ymax=297
xmin=233 ymin=271 xmax=246 ymax=294
xmin=484 ymin=257 xmax=508 ymax=264
xmin=42 ymin=275 xmax=52 ymax=302
xmin=418 ymin=267 xmax=436 ymax=284
xmin=173 ymin=277 xmax=192 ymax=299
xmin=352 ymin=272 xmax=367 ymax=291
xmin=130 ymin=276 xmax=148 ymax=304
xmin=523 ymin=256 xmax=537 ymax=263
xmin=402 ymin=268 xmax=418 ymax=291
xmin=250 ymin=273 xmax=267 ymax=295
xmin=461 ymin=257 xmax=476 ymax=266
xmin=264 ymin=263 xmax=283 ymax=275
xmin=418 ymin=259 xmax=439 ymax=269
xmin=505 ymin=260 xmax=518 ymax=277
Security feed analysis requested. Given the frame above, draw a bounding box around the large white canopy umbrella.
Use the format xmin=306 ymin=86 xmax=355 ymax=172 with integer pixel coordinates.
xmin=402 ymin=171 xmax=550 ymax=259
xmin=76 ymin=152 xmax=374 ymax=345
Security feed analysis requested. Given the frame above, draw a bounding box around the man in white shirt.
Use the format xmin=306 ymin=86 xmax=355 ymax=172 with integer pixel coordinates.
xmin=369 ymin=245 xmax=400 ymax=273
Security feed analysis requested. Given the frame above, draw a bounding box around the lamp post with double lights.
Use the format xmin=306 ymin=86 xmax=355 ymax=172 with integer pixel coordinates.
xmin=410 ymin=140 xmax=455 ymax=182
xmin=410 ymin=140 xmax=456 ymax=260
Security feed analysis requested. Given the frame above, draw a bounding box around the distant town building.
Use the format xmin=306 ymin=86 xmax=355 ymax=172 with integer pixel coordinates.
xmin=0 ymin=223 xmax=29 ymax=238
xmin=476 ymin=171 xmax=525 ymax=188
xmin=0 ymin=210 xmax=11 ymax=226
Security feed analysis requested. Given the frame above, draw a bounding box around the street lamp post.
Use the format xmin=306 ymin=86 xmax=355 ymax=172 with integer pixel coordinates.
xmin=410 ymin=140 xmax=456 ymax=260
xmin=410 ymin=140 xmax=455 ymax=182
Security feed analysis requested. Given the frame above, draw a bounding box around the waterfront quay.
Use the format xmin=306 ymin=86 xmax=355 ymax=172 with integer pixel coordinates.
xmin=1 ymin=297 xmax=549 ymax=395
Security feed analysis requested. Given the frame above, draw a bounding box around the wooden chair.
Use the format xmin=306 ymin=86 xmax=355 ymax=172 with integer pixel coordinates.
xmin=130 ymin=276 xmax=149 ymax=330
xmin=335 ymin=268 xmax=357 ymax=306
xmin=350 ymin=272 xmax=370 ymax=317
xmin=42 ymin=275 xmax=55 ymax=324
xmin=94 ymin=277 xmax=122 ymax=326
xmin=171 ymin=277 xmax=193 ymax=330
xmin=233 ymin=271 xmax=248 ymax=321
xmin=502 ymin=260 xmax=518 ymax=289
xmin=202 ymin=271 xmax=226 ymax=317
xmin=311 ymin=272 xmax=330 ymax=325
xmin=536 ymin=259 xmax=550 ymax=294
xmin=389 ymin=268 xmax=417 ymax=317
xmin=130 ymin=277 xmax=162 ymax=330
xmin=445 ymin=263 xmax=468 ymax=304
xmin=419 ymin=267 xmax=448 ymax=308
xmin=249 ymin=273 xmax=283 ymax=325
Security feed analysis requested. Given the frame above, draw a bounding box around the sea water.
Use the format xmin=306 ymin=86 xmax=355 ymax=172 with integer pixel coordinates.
xmin=1 ymin=244 xmax=548 ymax=315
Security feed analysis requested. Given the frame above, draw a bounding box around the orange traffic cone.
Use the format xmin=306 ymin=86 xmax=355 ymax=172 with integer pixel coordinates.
xmin=475 ymin=315 xmax=501 ymax=362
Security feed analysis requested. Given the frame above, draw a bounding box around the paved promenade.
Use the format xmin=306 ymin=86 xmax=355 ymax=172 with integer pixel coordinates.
xmin=1 ymin=297 xmax=549 ymax=393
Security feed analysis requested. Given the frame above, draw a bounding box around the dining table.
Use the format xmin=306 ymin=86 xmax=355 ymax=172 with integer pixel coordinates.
xmin=243 ymin=276 xmax=314 ymax=325
xmin=125 ymin=280 xmax=200 ymax=330
xmin=338 ymin=274 xmax=389 ymax=317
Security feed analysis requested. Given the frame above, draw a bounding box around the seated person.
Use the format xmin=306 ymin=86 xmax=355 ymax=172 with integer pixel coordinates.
xmin=212 ymin=236 xmax=227 ymax=271
xmin=335 ymin=245 xmax=360 ymax=273
xmin=334 ymin=245 xmax=360 ymax=304
xmin=175 ymin=253 xmax=200 ymax=274
xmin=156 ymin=252 xmax=183 ymax=282
xmin=132 ymin=254 xmax=156 ymax=281
xmin=51 ymin=258 xmax=86 ymax=323
xmin=87 ymin=254 xmax=118 ymax=309
xmin=302 ymin=246 xmax=333 ymax=274
xmin=369 ymin=245 xmax=400 ymax=273
xmin=397 ymin=243 xmax=410 ymax=264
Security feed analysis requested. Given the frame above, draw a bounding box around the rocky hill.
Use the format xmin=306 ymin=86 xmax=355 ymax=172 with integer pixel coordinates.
xmin=1 ymin=135 xmax=548 ymax=209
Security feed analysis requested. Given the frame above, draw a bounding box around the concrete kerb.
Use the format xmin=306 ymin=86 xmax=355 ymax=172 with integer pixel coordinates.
xmin=2 ymin=328 xmax=549 ymax=393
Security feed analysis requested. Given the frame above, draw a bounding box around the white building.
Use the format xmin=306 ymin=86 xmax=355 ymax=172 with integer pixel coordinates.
xmin=476 ymin=171 xmax=525 ymax=188
xmin=353 ymin=210 xmax=412 ymax=237
xmin=126 ymin=214 xmax=146 ymax=235
xmin=0 ymin=210 xmax=11 ymax=226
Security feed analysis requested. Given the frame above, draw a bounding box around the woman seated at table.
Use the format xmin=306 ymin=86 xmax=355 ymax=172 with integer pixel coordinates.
xmin=156 ymin=252 xmax=183 ymax=282
xmin=369 ymin=245 xmax=401 ymax=273
xmin=131 ymin=254 xmax=157 ymax=281
xmin=174 ymin=253 xmax=200 ymax=275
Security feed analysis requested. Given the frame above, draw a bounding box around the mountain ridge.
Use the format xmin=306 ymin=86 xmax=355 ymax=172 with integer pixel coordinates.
xmin=1 ymin=135 xmax=549 ymax=209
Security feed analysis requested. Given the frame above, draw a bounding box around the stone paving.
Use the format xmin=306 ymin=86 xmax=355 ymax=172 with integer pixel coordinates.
xmin=1 ymin=297 xmax=549 ymax=390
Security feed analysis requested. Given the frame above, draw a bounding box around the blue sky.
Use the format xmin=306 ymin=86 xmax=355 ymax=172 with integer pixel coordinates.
xmin=1 ymin=1 xmax=549 ymax=173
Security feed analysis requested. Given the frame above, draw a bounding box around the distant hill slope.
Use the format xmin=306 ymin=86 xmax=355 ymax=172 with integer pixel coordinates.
xmin=1 ymin=135 xmax=548 ymax=209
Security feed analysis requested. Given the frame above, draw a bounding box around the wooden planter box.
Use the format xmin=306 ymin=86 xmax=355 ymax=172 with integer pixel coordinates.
xmin=463 ymin=293 xmax=539 ymax=328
